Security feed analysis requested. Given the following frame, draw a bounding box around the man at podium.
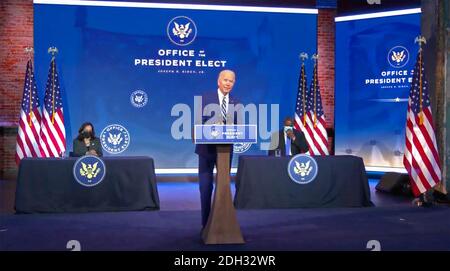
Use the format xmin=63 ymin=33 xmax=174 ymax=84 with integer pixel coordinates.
xmin=194 ymin=69 xmax=239 ymax=228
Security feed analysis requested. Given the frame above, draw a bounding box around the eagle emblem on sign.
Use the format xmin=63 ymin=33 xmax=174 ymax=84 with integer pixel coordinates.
xmin=391 ymin=50 xmax=406 ymax=65
xmin=172 ymin=22 xmax=192 ymax=39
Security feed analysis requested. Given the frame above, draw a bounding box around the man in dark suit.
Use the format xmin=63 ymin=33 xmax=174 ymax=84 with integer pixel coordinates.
xmin=268 ymin=117 xmax=309 ymax=156
xmin=194 ymin=69 xmax=239 ymax=228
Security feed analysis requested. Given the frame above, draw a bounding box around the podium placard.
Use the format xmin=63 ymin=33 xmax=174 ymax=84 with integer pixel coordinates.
xmin=194 ymin=124 xmax=257 ymax=144
xmin=195 ymin=124 xmax=256 ymax=245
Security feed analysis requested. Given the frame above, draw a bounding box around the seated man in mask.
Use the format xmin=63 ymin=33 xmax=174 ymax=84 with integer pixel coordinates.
xmin=268 ymin=117 xmax=309 ymax=156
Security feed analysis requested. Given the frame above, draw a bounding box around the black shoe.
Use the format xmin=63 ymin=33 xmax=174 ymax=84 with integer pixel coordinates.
xmin=412 ymin=195 xmax=435 ymax=208
xmin=421 ymin=199 xmax=435 ymax=208
xmin=433 ymin=191 xmax=450 ymax=204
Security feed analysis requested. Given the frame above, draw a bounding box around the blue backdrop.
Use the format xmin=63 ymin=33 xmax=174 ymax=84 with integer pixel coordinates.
xmin=33 ymin=3 xmax=317 ymax=169
xmin=335 ymin=12 xmax=421 ymax=168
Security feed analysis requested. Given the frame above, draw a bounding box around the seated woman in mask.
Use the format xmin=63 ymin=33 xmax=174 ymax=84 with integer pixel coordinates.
xmin=72 ymin=122 xmax=103 ymax=157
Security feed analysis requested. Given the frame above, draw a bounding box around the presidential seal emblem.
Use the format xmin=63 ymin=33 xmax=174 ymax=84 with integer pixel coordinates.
xmin=388 ymin=46 xmax=409 ymax=68
xmin=130 ymin=90 xmax=148 ymax=108
xmin=287 ymin=154 xmax=318 ymax=184
xmin=210 ymin=125 xmax=220 ymax=138
xmin=233 ymin=143 xmax=252 ymax=154
xmin=73 ymin=155 xmax=106 ymax=187
xmin=100 ymin=124 xmax=130 ymax=154
xmin=167 ymin=16 xmax=197 ymax=46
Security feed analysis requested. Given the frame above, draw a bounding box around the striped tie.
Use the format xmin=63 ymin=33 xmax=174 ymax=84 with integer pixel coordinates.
xmin=221 ymin=96 xmax=227 ymax=124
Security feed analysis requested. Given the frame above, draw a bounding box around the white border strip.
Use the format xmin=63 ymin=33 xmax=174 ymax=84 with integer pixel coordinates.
xmin=33 ymin=0 xmax=318 ymax=14
xmin=156 ymin=168 xmax=238 ymax=174
xmin=155 ymin=166 xmax=405 ymax=174
xmin=365 ymin=166 xmax=407 ymax=174
xmin=335 ymin=8 xmax=421 ymax=22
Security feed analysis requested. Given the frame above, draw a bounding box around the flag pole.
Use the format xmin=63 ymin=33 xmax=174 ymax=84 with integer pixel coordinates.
xmin=414 ymin=36 xmax=426 ymax=126
xmin=48 ymin=46 xmax=58 ymax=124
xmin=25 ymin=47 xmax=34 ymax=127
xmin=300 ymin=52 xmax=308 ymax=127
xmin=312 ymin=54 xmax=319 ymax=128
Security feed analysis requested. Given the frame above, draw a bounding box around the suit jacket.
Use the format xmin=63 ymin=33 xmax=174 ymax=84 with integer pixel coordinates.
xmin=268 ymin=129 xmax=309 ymax=156
xmin=72 ymin=137 xmax=103 ymax=157
xmin=194 ymin=91 xmax=241 ymax=159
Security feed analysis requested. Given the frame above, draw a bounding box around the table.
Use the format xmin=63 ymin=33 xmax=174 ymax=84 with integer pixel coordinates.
xmin=15 ymin=156 xmax=160 ymax=213
xmin=234 ymin=155 xmax=373 ymax=209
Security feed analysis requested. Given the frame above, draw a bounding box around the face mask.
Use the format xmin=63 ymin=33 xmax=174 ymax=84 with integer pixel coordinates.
xmin=82 ymin=131 xmax=92 ymax=139
xmin=284 ymin=126 xmax=293 ymax=133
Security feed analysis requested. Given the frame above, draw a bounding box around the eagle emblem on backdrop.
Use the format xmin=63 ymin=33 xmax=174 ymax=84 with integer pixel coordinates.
xmin=387 ymin=45 xmax=410 ymax=68
xmin=73 ymin=155 xmax=106 ymax=187
xmin=173 ymin=22 xmax=192 ymax=39
xmin=108 ymin=133 xmax=123 ymax=146
xmin=100 ymin=124 xmax=131 ymax=154
xmin=167 ymin=16 xmax=197 ymax=46
xmin=130 ymin=90 xmax=148 ymax=108
xmin=287 ymin=154 xmax=319 ymax=184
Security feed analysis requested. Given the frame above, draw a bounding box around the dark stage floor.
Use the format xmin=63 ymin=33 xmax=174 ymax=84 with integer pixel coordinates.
xmin=1 ymin=180 xmax=449 ymax=251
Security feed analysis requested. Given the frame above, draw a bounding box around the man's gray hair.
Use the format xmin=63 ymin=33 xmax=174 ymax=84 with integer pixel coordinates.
xmin=218 ymin=69 xmax=236 ymax=79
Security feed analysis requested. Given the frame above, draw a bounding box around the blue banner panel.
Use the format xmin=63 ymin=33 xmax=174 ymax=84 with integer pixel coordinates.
xmin=335 ymin=12 xmax=421 ymax=168
xmin=34 ymin=3 xmax=317 ymax=169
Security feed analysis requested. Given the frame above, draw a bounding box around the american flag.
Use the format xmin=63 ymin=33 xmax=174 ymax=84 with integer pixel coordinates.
xmin=293 ymin=60 xmax=310 ymax=139
xmin=15 ymin=60 xmax=43 ymax=164
xmin=403 ymin=48 xmax=441 ymax=197
xmin=39 ymin=58 xmax=66 ymax=157
xmin=305 ymin=60 xmax=329 ymax=155
xmin=293 ymin=59 xmax=329 ymax=155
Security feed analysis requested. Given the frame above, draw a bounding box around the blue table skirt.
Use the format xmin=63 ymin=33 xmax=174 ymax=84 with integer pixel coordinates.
xmin=15 ymin=156 xmax=160 ymax=213
xmin=234 ymin=155 xmax=373 ymax=209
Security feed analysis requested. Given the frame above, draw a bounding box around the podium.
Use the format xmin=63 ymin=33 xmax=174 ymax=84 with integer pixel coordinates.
xmin=194 ymin=124 xmax=257 ymax=245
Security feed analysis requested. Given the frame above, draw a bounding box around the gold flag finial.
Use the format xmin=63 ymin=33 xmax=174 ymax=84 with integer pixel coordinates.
xmin=299 ymin=52 xmax=308 ymax=62
xmin=24 ymin=47 xmax=34 ymax=60
xmin=414 ymin=35 xmax=426 ymax=51
xmin=48 ymin=46 xmax=58 ymax=60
